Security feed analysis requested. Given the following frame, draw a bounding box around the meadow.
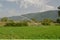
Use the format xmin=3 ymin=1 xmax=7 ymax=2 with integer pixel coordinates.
xmin=0 ymin=25 xmax=60 ymax=39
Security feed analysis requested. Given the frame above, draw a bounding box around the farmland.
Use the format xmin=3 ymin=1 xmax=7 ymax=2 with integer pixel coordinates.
xmin=0 ymin=25 xmax=60 ymax=39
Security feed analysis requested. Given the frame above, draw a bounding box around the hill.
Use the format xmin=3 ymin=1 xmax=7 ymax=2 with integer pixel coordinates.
xmin=8 ymin=10 xmax=58 ymax=21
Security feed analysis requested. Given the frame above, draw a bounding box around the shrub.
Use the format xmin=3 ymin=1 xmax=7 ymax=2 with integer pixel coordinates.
xmin=4 ymin=21 xmax=28 ymax=26
xmin=41 ymin=22 xmax=50 ymax=25
xmin=4 ymin=22 xmax=15 ymax=26
xmin=20 ymin=21 xmax=28 ymax=26
xmin=0 ymin=17 xmax=8 ymax=22
xmin=41 ymin=18 xmax=53 ymax=25
xmin=56 ymin=18 xmax=60 ymax=23
xmin=55 ymin=23 xmax=60 ymax=26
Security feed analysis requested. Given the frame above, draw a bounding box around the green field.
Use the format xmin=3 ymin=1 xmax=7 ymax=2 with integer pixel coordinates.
xmin=0 ymin=25 xmax=60 ymax=39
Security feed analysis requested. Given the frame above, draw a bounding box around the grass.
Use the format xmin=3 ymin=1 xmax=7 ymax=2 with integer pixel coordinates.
xmin=0 ymin=25 xmax=60 ymax=39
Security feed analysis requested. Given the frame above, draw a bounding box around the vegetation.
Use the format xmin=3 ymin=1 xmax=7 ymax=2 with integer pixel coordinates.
xmin=41 ymin=19 xmax=53 ymax=25
xmin=56 ymin=6 xmax=60 ymax=24
xmin=0 ymin=6 xmax=60 ymax=39
xmin=58 ymin=6 xmax=60 ymax=16
xmin=0 ymin=17 xmax=8 ymax=22
xmin=0 ymin=17 xmax=59 ymax=26
xmin=0 ymin=26 xmax=60 ymax=39
xmin=0 ymin=7 xmax=60 ymax=39
xmin=56 ymin=18 xmax=60 ymax=23
xmin=4 ymin=21 xmax=28 ymax=26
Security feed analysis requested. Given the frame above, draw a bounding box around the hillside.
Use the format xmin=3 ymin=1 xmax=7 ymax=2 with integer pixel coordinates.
xmin=8 ymin=10 xmax=58 ymax=21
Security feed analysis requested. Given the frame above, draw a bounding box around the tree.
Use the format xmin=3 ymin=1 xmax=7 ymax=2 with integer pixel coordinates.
xmin=56 ymin=18 xmax=60 ymax=23
xmin=41 ymin=18 xmax=53 ymax=25
xmin=56 ymin=6 xmax=60 ymax=23
xmin=58 ymin=6 xmax=60 ymax=17
xmin=1 ymin=17 xmax=8 ymax=22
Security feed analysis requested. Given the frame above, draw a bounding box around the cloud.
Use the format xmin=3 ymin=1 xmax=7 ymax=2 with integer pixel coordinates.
xmin=6 ymin=0 xmax=56 ymax=13
xmin=7 ymin=9 xmax=20 ymax=16
xmin=18 ymin=0 xmax=46 ymax=8
xmin=6 ymin=0 xmax=17 ymax=2
xmin=6 ymin=0 xmax=56 ymax=10
xmin=16 ymin=0 xmax=56 ymax=12
xmin=0 ymin=4 xmax=3 ymax=8
xmin=0 ymin=8 xmax=20 ymax=17
xmin=40 ymin=5 xmax=56 ymax=12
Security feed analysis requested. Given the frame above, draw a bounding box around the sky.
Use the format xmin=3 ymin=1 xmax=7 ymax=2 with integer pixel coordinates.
xmin=0 ymin=0 xmax=60 ymax=17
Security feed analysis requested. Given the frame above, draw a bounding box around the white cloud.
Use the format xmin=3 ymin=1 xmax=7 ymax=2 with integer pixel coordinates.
xmin=16 ymin=0 xmax=56 ymax=12
xmin=6 ymin=0 xmax=55 ymax=10
xmin=18 ymin=0 xmax=49 ymax=8
xmin=6 ymin=0 xmax=56 ymax=14
xmin=40 ymin=5 xmax=56 ymax=12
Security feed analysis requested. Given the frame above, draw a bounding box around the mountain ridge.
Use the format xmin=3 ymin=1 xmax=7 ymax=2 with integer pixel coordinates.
xmin=8 ymin=10 xmax=58 ymax=21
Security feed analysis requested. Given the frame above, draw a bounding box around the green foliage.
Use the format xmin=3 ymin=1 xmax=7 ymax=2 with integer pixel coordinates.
xmin=4 ymin=22 xmax=15 ymax=26
xmin=58 ymin=6 xmax=60 ymax=16
xmin=58 ymin=6 xmax=60 ymax=9
xmin=56 ymin=18 xmax=60 ymax=23
xmin=4 ymin=21 xmax=28 ymax=26
xmin=41 ymin=18 xmax=53 ymax=25
xmin=16 ymin=21 xmax=28 ymax=26
xmin=58 ymin=11 xmax=60 ymax=17
xmin=0 ymin=17 xmax=8 ymax=22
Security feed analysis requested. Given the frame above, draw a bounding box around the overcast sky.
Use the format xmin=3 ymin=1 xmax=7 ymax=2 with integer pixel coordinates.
xmin=0 ymin=0 xmax=60 ymax=17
